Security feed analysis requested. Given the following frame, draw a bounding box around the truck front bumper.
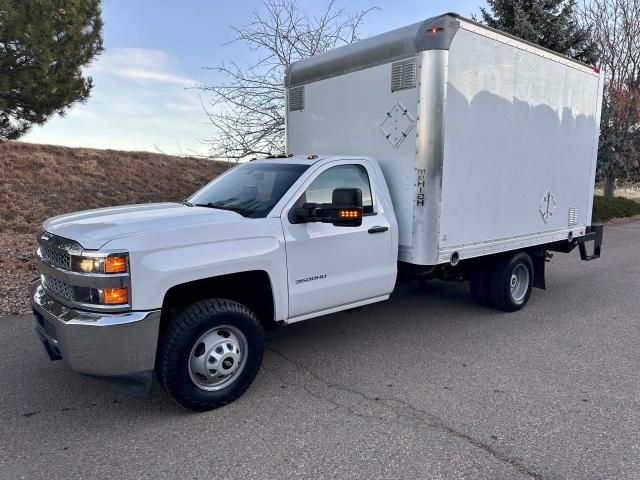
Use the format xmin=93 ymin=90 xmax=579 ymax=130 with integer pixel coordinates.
xmin=30 ymin=280 xmax=161 ymax=397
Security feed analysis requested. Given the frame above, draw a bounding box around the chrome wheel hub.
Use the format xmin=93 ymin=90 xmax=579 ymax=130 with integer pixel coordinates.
xmin=188 ymin=326 xmax=248 ymax=391
xmin=510 ymin=264 xmax=530 ymax=304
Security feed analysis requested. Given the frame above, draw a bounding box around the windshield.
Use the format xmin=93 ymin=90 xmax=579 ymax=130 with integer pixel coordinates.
xmin=188 ymin=162 xmax=309 ymax=218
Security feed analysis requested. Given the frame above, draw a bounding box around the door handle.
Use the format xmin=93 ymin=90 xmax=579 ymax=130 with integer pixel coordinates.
xmin=368 ymin=226 xmax=389 ymax=234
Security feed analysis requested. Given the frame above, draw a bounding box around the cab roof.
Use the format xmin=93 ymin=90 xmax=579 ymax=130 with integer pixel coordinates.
xmin=250 ymin=155 xmax=375 ymax=166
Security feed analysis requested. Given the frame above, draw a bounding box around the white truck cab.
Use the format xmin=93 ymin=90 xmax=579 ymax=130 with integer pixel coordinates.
xmin=32 ymin=155 xmax=400 ymax=408
xmin=31 ymin=13 xmax=604 ymax=410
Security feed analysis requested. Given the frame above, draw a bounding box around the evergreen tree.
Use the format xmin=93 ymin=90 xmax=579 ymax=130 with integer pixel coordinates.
xmin=0 ymin=0 xmax=103 ymax=140
xmin=479 ymin=0 xmax=596 ymax=65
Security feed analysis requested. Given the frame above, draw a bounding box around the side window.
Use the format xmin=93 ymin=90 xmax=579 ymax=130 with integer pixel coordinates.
xmin=302 ymin=164 xmax=374 ymax=214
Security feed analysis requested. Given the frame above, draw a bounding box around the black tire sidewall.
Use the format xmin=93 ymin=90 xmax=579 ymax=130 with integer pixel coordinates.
xmin=490 ymin=253 xmax=534 ymax=312
xmin=158 ymin=300 xmax=265 ymax=411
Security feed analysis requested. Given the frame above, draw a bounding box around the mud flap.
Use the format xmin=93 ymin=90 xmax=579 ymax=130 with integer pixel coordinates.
xmin=532 ymin=253 xmax=546 ymax=289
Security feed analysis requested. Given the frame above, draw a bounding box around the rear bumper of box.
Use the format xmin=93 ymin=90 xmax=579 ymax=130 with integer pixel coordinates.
xmin=30 ymin=279 xmax=161 ymax=397
xmin=547 ymin=224 xmax=604 ymax=261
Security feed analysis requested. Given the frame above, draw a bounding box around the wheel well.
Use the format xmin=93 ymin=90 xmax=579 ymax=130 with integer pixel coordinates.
xmin=462 ymin=247 xmax=546 ymax=289
xmin=160 ymin=271 xmax=276 ymax=331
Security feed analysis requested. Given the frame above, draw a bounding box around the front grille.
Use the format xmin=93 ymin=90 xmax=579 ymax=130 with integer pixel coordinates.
xmin=40 ymin=244 xmax=70 ymax=270
xmin=43 ymin=276 xmax=74 ymax=302
xmin=37 ymin=231 xmax=81 ymax=270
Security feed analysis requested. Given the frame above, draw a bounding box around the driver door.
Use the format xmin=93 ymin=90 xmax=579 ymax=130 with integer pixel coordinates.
xmin=281 ymin=161 xmax=394 ymax=320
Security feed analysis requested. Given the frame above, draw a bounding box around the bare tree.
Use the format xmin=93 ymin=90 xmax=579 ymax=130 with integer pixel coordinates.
xmin=197 ymin=0 xmax=377 ymax=160
xmin=580 ymin=0 xmax=640 ymax=196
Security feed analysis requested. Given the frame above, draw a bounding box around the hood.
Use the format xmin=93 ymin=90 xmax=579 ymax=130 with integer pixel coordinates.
xmin=43 ymin=203 xmax=242 ymax=250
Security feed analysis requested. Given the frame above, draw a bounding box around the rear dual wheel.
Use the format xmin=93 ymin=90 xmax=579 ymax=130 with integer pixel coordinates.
xmin=469 ymin=251 xmax=534 ymax=312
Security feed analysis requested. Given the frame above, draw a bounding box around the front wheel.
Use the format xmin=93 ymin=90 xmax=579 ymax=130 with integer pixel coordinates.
xmin=489 ymin=252 xmax=534 ymax=312
xmin=157 ymin=299 xmax=265 ymax=412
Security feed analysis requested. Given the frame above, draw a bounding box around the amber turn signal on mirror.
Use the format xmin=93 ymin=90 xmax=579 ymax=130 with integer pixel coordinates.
xmin=338 ymin=209 xmax=362 ymax=219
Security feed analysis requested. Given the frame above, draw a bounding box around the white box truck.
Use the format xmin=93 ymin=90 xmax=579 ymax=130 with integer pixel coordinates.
xmin=31 ymin=13 xmax=604 ymax=411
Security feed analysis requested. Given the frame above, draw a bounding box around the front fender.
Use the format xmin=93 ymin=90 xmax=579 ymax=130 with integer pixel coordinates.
xmin=103 ymin=220 xmax=288 ymax=320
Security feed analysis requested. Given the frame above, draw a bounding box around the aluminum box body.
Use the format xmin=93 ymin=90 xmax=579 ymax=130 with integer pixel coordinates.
xmin=286 ymin=14 xmax=604 ymax=265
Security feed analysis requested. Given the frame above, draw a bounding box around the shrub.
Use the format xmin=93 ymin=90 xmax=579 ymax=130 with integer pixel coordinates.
xmin=592 ymin=195 xmax=640 ymax=223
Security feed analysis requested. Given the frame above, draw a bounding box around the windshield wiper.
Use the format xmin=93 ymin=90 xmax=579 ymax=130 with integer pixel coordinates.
xmin=182 ymin=200 xmax=194 ymax=207
xmin=194 ymin=202 xmax=244 ymax=214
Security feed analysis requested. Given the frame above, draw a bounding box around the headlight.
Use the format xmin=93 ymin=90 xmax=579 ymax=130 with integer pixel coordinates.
xmin=71 ymin=253 xmax=128 ymax=274
xmin=68 ymin=252 xmax=131 ymax=306
xmin=74 ymin=257 xmax=100 ymax=273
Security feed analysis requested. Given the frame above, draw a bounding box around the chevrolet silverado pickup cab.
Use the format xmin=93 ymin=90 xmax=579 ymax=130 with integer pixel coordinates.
xmin=32 ymin=13 xmax=604 ymax=411
xmin=33 ymin=156 xmax=398 ymax=409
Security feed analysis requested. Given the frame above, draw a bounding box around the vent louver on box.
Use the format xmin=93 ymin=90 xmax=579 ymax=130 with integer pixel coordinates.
xmin=568 ymin=207 xmax=579 ymax=226
xmin=391 ymin=58 xmax=417 ymax=92
xmin=288 ymin=86 xmax=305 ymax=111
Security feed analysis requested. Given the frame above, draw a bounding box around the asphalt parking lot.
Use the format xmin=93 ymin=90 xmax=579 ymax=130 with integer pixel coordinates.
xmin=1 ymin=220 xmax=639 ymax=480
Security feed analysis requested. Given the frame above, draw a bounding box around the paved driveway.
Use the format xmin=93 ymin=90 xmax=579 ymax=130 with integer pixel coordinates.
xmin=1 ymin=221 xmax=639 ymax=479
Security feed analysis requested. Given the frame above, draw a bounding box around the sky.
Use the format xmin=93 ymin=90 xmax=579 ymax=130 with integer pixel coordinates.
xmin=23 ymin=0 xmax=486 ymax=156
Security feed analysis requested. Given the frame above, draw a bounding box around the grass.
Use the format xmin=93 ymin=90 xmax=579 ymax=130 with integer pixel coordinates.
xmin=592 ymin=195 xmax=640 ymax=223
xmin=0 ymin=141 xmax=233 ymax=315
xmin=0 ymin=141 xmax=231 ymax=234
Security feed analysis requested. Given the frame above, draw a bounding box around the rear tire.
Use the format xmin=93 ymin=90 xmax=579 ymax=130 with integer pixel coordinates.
xmin=469 ymin=267 xmax=493 ymax=307
xmin=157 ymin=298 xmax=265 ymax=412
xmin=489 ymin=252 xmax=534 ymax=312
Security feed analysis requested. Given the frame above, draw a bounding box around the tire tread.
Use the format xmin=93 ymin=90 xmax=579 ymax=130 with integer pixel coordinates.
xmin=488 ymin=252 xmax=534 ymax=312
xmin=157 ymin=298 xmax=265 ymax=412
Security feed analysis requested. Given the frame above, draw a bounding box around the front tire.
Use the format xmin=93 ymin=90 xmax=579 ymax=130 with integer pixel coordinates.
xmin=157 ymin=299 xmax=265 ymax=412
xmin=489 ymin=252 xmax=534 ymax=312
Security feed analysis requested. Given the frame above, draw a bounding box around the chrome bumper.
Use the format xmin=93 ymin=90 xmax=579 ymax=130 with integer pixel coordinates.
xmin=30 ymin=280 xmax=161 ymax=397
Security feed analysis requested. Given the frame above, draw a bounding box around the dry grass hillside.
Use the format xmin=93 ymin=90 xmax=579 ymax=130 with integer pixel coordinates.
xmin=1 ymin=141 xmax=231 ymax=315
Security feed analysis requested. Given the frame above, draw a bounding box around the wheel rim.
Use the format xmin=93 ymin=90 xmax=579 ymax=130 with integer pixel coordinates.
xmin=188 ymin=325 xmax=248 ymax=391
xmin=510 ymin=264 xmax=530 ymax=304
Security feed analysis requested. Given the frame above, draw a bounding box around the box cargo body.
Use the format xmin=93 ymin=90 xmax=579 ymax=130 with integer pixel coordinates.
xmin=285 ymin=13 xmax=604 ymax=266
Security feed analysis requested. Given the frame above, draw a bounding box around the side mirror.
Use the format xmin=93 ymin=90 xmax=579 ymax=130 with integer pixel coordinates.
xmin=294 ymin=188 xmax=363 ymax=227
xmin=330 ymin=188 xmax=363 ymax=226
